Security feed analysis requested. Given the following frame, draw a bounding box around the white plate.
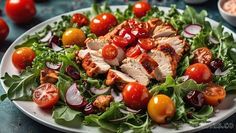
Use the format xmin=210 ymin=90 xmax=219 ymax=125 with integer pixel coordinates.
xmin=1 ymin=6 xmax=236 ymax=133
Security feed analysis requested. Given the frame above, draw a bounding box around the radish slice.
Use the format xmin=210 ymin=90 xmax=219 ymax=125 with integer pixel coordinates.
xmin=90 ymin=87 xmax=110 ymax=95
xmin=111 ymin=89 xmax=123 ymax=102
xmin=52 ymin=43 xmax=63 ymax=52
xmin=126 ymin=107 xmax=141 ymax=113
xmin=214 ymin=68 xmax=230 ymax=76
xmin=184 ymin=24 xmax=202 ymax=35
xmin=209 ymin=36 xmax=219 ymax=44
xmin=45 ymin=62 xmax=61 ymax=70
xmin=40 ymin=31 xmax=52 ymax=43
xmin=65 ymin=83 xmax=85 ymax=109
xmin=182 ymin=31 xmax=195 ymax=38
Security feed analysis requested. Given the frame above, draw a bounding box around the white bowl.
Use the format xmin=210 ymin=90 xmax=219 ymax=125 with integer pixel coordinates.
xmin=184 ymin=0 xmax=208 ymax=4
xmin=218 ymin=0 xmax=236 ymax=27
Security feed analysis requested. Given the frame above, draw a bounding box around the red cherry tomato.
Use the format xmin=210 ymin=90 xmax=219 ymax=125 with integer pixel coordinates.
xmin=126 ymin=45 xmax=142 ymax=58
xmin=138 ymin=38 xmax=156 ymax=50
xmin=0 ymin=18 xmax=9 ymax=42
xmin=102 ymin=44 xmax=118 ymax=59
xmin=122 ymin=82 xmax=150 ymax=109
xmin=119 ymin=27 xmax=137 ymax=44
xmin=5 ymin=0 xmax=36 ymax=23
xmin=203 ymin=84 xmax=226 ymax=106
xmin=12 ymin=47 xmax=36 ymax=70
xmin=131 ymin=27 xmax=149 ymax=38
xmin=71 ymin=13 xmax=89 ymax=27
xmin=113 ymin=36 xmax=129 ymax=48
xmin=184 ymin=63 xmax=212 ymax=84
xmin=33 ymin=83 xmax=59 ymax=108
xmin=132 ymin=1 xmax=151 ymax=18
xmin=90 ymin=13 xmax=117 ymax=36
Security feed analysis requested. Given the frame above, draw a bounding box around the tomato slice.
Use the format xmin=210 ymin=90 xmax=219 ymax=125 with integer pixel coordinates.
xmin=113 ymin=36 xmax=129 ymax=48
xmin=102 ymin=44 xmax=118 ymax=59
xmin=131 ymin=27 xmax=149 ymax=38
xmin=203 ymin=84 xmax=226 ymax=106
xmin=126 ymin=45 xmax=142 ymax=58
xmin=33 ymin=83 xmax=59 ymax=108
xmin=119 ymin=27 xmax=137 ymax=44
xmin=138 ymin=38 xmax=156 ymax=50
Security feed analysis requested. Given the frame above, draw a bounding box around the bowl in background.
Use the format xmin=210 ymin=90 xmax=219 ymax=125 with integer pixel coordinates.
xmin=218 ymin=0 xmax=236 ymax=27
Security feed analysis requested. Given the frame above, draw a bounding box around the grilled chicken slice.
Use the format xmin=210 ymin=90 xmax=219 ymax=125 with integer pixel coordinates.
xmin=157 ymin=44 xmax=179 ymax=63
xmin=106 ymin=69 xmax=136 ymax=89
xmin=148 ymin=49 xmax=177 ymax=81
xmin=82 ymin=54 xmax=111 ymax=77
xmin=147 ymin=18 xmax=164 ymax=32
xmin=154 ymin=36 xmax=189 ymax=60
xmin=86 ymin=38 xmax=107 ymax=50
xmin=40 ymin=68 xmax=59 ymax=84
xmin=152 ymin=24 xmax=177 ymax=38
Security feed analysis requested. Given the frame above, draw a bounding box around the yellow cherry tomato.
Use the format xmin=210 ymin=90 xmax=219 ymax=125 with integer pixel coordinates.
xmin=62 ymin=28 xmax=86 ymax=47
xmin=148 ymin=94 xmax=175 ymax=124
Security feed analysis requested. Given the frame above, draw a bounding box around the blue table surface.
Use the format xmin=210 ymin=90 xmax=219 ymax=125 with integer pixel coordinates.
xmin=0 ymin=0 xmax=236 ymax=133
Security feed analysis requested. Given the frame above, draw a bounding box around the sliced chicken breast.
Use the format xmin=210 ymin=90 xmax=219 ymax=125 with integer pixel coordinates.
xmin=82 ymin=54 xmax=111 ymax=77
xmin=148 ymin=49 xmax=176 ymax=81
xmin=106 ymin=69 xmax=136 ymax=89
xmin=152 ymin=24 xmax=177 ymax=38
xmin=86 ymin=38 xmax=107 ymax=51
xmin=154 ymin=36 xmax=189 ymax=59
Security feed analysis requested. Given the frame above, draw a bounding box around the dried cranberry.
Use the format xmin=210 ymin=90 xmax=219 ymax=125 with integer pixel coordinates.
xmin=185 ymin=90 xmax=205 ymax=109
xmin=209 ymin=58 xmax=224 ymax=72
xmin=65 ymin=65 xmax=80 ymax=80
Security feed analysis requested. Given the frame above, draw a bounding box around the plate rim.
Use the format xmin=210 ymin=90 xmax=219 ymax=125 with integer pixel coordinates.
xmin=0 ymin=5 xmax=236 ymax=133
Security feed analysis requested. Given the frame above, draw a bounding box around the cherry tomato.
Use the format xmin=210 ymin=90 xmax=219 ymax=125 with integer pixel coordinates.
xmin=5 ymin=0 xmax=36 ymax=23
xmin=126 ymin=45 xmax=142 ymax=58
xmin=62 ymin=28 xmax=86 ymax=47
xmin=132 ymin=1 xmax=151 ymax=18
xmin=148 ymin=94 xmax=175 ymax=124
xmin=102 ymin=44 xmax=118 ymax=59
xmin=113 ymin=36 xmax=129 ymax=48
xmin=131 ymin=27 xmax=149 ymax=38
xmin=90 ymin=13 xmax=117 ymax=36
xmin=119 ymin=27 xmax=137 ymax=44
xmin=12 ymin=47 xmax=35 ymax=70
xmin=184 ymin=63 xmax=212 ymax=84
xmin=138 ymin=38 xmax=156 ymax=50
xmin=33 ymin=83 xmax=59 ymax=108
xmin=203 ymin=84 xmax=226 ymax=106
xmin=0 ymin=18 xmax=9 ymax=41
xmin=71 ymin=13 xmax=89 ymax=27
xmin=122 ymin=82 xmax=150 ymax=109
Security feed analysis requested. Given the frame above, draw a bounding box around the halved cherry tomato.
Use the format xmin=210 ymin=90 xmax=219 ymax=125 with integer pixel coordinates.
xmin=62 ymin=28 xmax=86 ymax=47
xmin=113 ymin=36 xmax=129 ymax=48
xmin=119 ymin=27 xmax=137 ymax=44
xmin=184 ymin=63 xmax=212 ymax=84
xmin=148 ymin=94 xmax=175 ymax=124
xmin=0 ymin=18 xmax=9 ymax=42
xmin=132 ymin=1 xmax=151 ymax=18
xmin=138 ymin=38 xmax=156 ymax=50
xmin=5 ymin=0 xmax=36 ymax=23
xmin=126 ymin=45 xmax=142 ymax=58
xmin=71 ymin=13 xmax=89 ymax=27
xmin=203 ymin=84 xmax=226 ymax=106
xmin=33 ymin=83 xmax=59 ymax=108
xmin=131 ymin=27 xmax=149 ymax=38
xmin=12 ymin=47 xmax=35 ymax=70
xmin=102 ymin=44 xmax=118 ymax=59
xmin=90 ymin=13 xmax=117 ymax=36
xmin=122 ymin=82 xmax=150 ymax=109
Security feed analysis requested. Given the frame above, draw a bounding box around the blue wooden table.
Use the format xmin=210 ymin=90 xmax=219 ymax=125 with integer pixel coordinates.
xmin=0 ymin=0 xmax=236 ymax=133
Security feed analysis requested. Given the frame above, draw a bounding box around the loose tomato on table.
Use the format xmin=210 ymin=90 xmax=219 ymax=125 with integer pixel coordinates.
xmin=5 ymin=0 xmax=36 ymax=23
xmin=132 ymin=1 xmax=151 ymax=18
xmin=138 ymin=38 xmax=155 ymax=50
xmin=126 ymin=45 xmax=142 ymax=58
xmin=122 ymin=82 xmax=150 ymax=110
xmin=71 ymin=13 xmax=89 ymax=27
xmin=33 ymin=83 xmax=59 ymax=108
xmin=0 ymin=18 xmax=9 ymax=42
xmin=62 ymin=28 xmax=86 ymax=47
xmin=102 ymin=44 xmax=118 ymax=59
xmin=184 ymin=63 xmax=212 ymax=84
xmin=90 ymin=13 xmax=117 ymax=36
xmin=203 ymin=84 xmax=226 ymax=106
xmin=148 ymin=94 xmax=175 ymax=124
xmin=12 ymin=47 xmax=35 ymax=70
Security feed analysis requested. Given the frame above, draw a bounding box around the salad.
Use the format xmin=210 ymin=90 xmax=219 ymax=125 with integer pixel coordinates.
xmin=1 ymin=1 xmax=236 ymax=133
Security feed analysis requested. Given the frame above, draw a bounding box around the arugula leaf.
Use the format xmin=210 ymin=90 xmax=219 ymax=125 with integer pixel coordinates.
xmin=176 ymin=56 xmax=190 ymax=76
xmin=56 ymin=74 xmax=73 ymax=102
xmin=141 ymin=6 xmax=164 ymax=22
xmin=52 ymin=105 xmax=83 ymax=125
xmin=124 ymin=115 xmax=151 ymax=133
xmin=15 ymin=36 xmax=39 ymax=49
xmin=1 ymin=72 xmax=38 ymax=100
xmin=0 ymin=94 xmax=7 ymax=102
